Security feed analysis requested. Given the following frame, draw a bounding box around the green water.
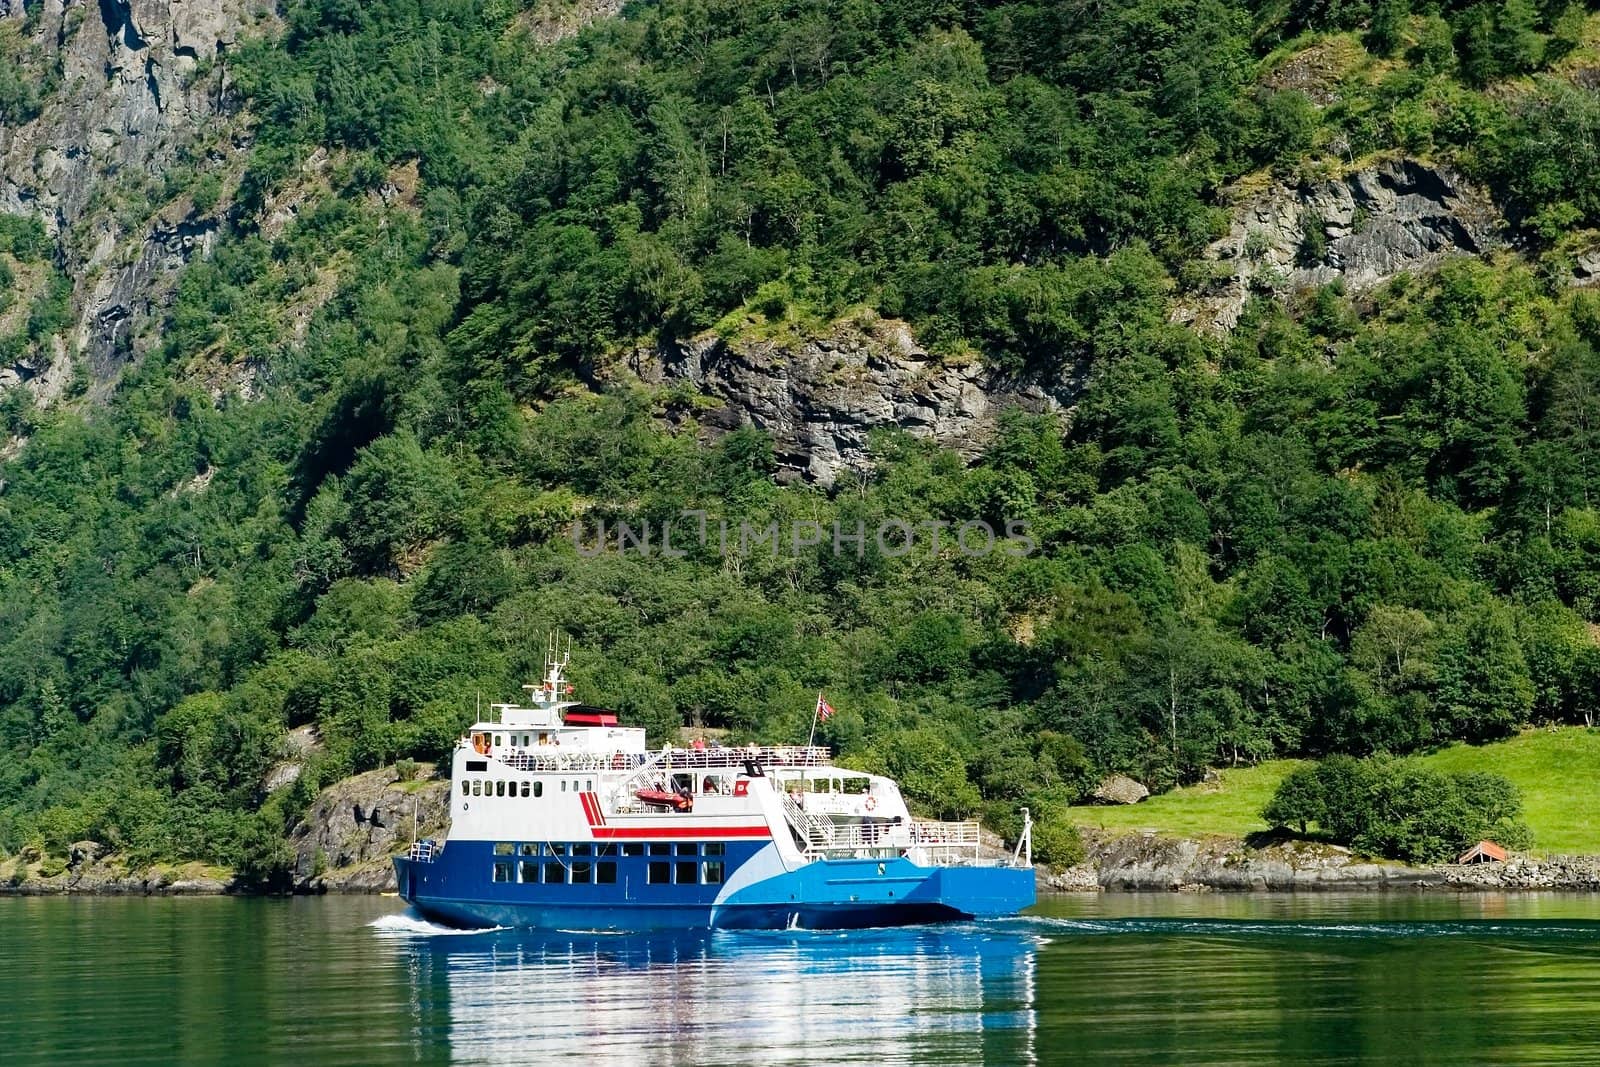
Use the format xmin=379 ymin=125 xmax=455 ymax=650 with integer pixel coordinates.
xmin=3 ymin=893 xmax=1600 ymax=1065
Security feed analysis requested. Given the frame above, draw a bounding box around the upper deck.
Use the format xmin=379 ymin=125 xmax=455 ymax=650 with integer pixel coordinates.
xmin=435 ymin=638 xmax=1032 ymax=870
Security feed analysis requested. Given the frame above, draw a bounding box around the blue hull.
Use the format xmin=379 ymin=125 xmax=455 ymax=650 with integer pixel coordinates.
xmin=394 ymin=842 xmax=1035 ymax=931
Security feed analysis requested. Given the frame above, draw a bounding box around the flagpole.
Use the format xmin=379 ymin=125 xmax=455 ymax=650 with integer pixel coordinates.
xmin=803 ymin=692 xmax=822 ymax=796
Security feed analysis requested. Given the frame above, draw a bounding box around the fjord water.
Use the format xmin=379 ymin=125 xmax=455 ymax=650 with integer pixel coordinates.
xmin=4 ymin=894 xmax=1600 ymax=1065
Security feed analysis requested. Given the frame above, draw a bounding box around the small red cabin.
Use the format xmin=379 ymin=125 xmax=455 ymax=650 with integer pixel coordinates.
xmin=1457 ymin=840 xmax=1508 ymax=865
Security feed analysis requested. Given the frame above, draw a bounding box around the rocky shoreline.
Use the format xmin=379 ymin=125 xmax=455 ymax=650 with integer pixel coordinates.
xmin=1037 ymin=830 xmax=1600 ymax=893
xmin=1 ymin=766 xmax=451 ymax=897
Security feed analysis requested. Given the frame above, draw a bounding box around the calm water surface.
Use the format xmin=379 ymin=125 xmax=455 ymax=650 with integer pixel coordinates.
xmin=4 ymin=892 xmax=1600 ymax=1065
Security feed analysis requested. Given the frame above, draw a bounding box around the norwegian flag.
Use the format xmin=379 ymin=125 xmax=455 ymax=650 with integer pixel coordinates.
xmin=817 ymin=693 xmax=836 ymax=722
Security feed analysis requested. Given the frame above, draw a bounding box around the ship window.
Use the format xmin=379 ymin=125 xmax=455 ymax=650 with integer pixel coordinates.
xmin=560 ymin=780 xmax=567 ymax=793
xmin=843 ymin=778 xmax=868 ymax=794
xmin=705 ymin=843 xmax=725 ymax=856
xmin=520 ymin=781 xmax=530 ymax=798
xmin=544 ymin=863 xmax=565 ymax=884
xmin=492 ymin=863 xmax=511 ymax=883
xmin=674 ymin=862 xmax=698 ymax=885
xmin=496 ymin=781 xmax=506 ymax=797
xmin=647 ymin=862 xmax=670 ymax=884
xmin=520 ymin=844 xmax=537 ymax=856
xmin=648 ymin=843 xmax=671 ymax=856
xmin=494 ymin=735 xmax=504 ymax=746
xmin=597 ymin=862 xmax=617 ymax=884
xmin=703 ymin=862 xmax=723 ymax=885
xmin=550 ymin=843 xmax=566 ymax=855
xmin=622 ymin=843 xmax=644 ymax=856
xmin=519 ymin=861 xmax=538 ymax=883
xmin=572 ymin=843 xmax=591 ymax=856
xmin=594 ymin=843 xmax=615 ymax=857
xmin=466 ymin=760 xmax=487 ymax=773
xmin=493 ymin=842 xmax=514 ymax=856
xmin=534 ymin=782 xmax=543 ymax=798
xmin=471 ymin=780 xmax=481 ymax=796
xmin=586 ymin=780 xmax=593 ymax=792
xmin=461 ymin=781 xmax=469 ymax=796
xmin=570 ymin=862 xmax=592 ymax=885
xmin=675 ymin=843 xmax=698 ymax=857
xmin=572 ymin=780 xmax=579 ymax=792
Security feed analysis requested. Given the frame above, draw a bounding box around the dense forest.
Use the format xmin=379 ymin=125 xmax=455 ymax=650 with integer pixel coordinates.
xmin=2 ymin=0 xmax=1600 ymax=877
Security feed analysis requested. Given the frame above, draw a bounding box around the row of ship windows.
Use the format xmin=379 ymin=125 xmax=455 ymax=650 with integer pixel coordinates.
xmin=491 ymin=860 xmax=725 ymax=886
xmin=464 ymin=779 xmax=594 ymax=798
xmin=491 ymin=842 xmax=726 ymax=857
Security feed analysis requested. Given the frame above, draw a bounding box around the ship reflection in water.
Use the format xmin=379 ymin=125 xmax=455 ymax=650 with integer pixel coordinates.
xmin=376 ymin=912 xmax=1039 ymax=1065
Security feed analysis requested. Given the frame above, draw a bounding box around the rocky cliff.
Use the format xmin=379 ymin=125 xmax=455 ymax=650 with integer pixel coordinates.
xmin=1175 ymin=157 xmax=1505 ymax=333
xmin=288 ymin=766 xmax=451 ymax=892
xmin=628 ymin=315 xmax=1083 ymax=486
xmin=0 ymin=0 xmax=271 ymax=409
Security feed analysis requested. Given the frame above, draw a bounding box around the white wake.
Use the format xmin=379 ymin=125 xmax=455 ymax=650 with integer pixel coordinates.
xmin=368 ymin=909 xmax=505 ymax=937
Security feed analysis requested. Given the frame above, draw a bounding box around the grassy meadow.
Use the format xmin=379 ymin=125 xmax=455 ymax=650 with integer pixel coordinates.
xmin=1069 ymin=728 xmax=1600 ymax=856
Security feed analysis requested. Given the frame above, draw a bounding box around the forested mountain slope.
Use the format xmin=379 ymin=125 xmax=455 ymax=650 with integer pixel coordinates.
xmin=2 ymin=0 xmax=1599 ymax=880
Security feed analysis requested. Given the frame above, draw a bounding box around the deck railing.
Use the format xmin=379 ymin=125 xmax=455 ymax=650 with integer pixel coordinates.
xmin=407 ymin=839 xmax=438 ymax=863
xmin=488 ymin=745 xmax=832 ymax=774
xmin=787 ymin=818 xmax=990 ymax=865
xmin=662 ymin=746 xmax=832 ymax=769
xmin=497 ymin=751 xmax=641 ymax=772
xmin=907 ymin=820 xmax=984 ymax=866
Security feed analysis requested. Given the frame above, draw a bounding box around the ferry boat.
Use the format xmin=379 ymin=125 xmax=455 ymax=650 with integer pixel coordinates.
xmin=393 ymin=643 xmax=1035 ymax=930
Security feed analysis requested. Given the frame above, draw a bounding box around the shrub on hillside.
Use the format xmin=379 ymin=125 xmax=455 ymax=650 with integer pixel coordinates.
xmin=1262 ymin=755 xmax=1531 ymax=864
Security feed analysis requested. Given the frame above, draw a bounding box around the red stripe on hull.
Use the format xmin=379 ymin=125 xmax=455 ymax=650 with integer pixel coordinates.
xmin=590 ymin=826 xmax=773 ymax=839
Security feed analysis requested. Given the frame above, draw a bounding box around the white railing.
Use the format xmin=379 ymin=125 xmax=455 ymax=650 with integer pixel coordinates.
xmin=907 ymin=820 xmax=983 ymax=866
xmin=805 ymin=822 xmax=909 ymax=853
xmin=497 ymin=751 xmax=642 ymax=772
xmin=408 ymin=840 xmax=438 ymax=863
xmin=489 ymin=745 xmax=831 ymax=775
xmin=665 ymin=746 xmax=832 ymax=769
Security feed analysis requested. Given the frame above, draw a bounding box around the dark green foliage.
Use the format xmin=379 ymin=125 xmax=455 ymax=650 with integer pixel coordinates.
xmin=0 ymin=214 xmax=50 ymax=261
xmin=1263 ymin=755 xmax=1532 ymax=863
xmin=1261 ymin=763 xmax=1325 ymax=834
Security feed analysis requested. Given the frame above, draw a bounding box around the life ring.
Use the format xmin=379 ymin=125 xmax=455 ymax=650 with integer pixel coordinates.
xmin=733 ymin=780 xmax=749 ymax=797
xmin=865 ymin=796 xmax=878 ymax=812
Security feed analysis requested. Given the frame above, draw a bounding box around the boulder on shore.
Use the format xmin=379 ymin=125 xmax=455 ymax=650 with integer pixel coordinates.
xmin=1092 ymin=775 xmax=1150 ymax=805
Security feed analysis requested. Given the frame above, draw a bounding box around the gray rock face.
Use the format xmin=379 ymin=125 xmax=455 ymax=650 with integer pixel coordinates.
xmin=1574 ymin=249 xmax=1600 ymax=288
xmin=289 ymin=767 xmax=451 ymax=893
xmin=0 ymin=0 xmax=271 ymax=405
xmin=630 ymin=317 xmax=1082 ymax=486
xmin=1060 ymin=831 xmax=1600 ymax=892
xmin=1082 ymin=831 xmax=1436 ymax=891
xmin=1175 ymin=158 xmax=1505 ymax=333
